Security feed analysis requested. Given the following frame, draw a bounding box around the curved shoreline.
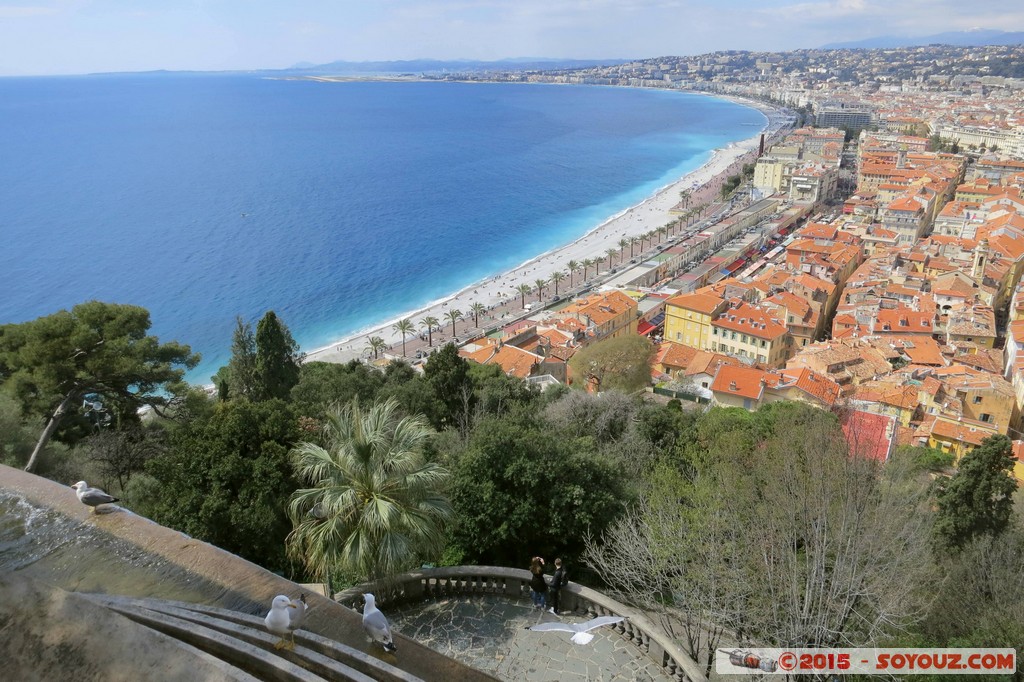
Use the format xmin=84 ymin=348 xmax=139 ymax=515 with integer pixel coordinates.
xmin=303 ymin=92 xmax=789 ymax=366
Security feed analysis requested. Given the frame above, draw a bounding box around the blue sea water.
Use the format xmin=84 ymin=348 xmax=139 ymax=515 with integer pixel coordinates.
xmin=0 ymin=75 xmax=763 ymax=383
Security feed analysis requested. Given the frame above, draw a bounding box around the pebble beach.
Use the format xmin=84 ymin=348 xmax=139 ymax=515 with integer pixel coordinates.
xmin=305 ymin=95 xmax=789 ymax=365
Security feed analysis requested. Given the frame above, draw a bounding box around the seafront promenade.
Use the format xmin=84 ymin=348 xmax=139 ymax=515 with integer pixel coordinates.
xmin=306 ymin=96 xmax=791 ymax=366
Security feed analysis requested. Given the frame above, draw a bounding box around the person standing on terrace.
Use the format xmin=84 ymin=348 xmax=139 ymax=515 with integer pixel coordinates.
xmin=529 ymin=556 xmax=547 ymax=609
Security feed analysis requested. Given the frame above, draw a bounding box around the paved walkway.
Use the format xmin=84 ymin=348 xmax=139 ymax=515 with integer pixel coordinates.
xmin=388 ymin=594 xmax=672 ymax=682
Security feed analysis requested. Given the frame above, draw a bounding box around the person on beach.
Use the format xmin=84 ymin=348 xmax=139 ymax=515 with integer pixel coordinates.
xmin=529 ymin=557 xmax=547 ymax=609
xmin=548 ymin=558 xmax=567 ymax=615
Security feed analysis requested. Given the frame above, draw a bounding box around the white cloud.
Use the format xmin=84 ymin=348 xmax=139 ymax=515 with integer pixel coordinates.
xmin=758 ymin=0 xmax=872 ymax=20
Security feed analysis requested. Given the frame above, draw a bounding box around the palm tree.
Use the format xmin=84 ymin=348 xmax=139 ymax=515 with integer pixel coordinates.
xmin=469 ymin=302 xmax=485 ymax=327
xmin=516 ymin=283 xmax=532 ymax=308
xmin=582 ymin=258 xmax=595 ymax=280
xmin=566 ymin=259 xmax=580 ymax=287
xmin=618 ymin=239 xmax=629 ymax=260
xmin=286 ymin=398 xmax=452 ymax=584
xmin=550 ymin=270 xmax=565 ymax=296
xmin=444 ymin=309 xmax=463 ymax=338
xmin=679 ymin=189 xmax=691 ymax=208
xmin=629 ymin=236 xmax=640 ymax=258
xmin=605 ymin=248 xmax=617 ymax=269
xmin=392 ymin=319 xmax=414 ymax=357
xmin=534 ymin=278 xmax=547 ymax=301
xmin=420 ymin=316 xmax=439 ymax=347
xmin=593 ymin=257 xmax=601 ymax=277
xmin=366 ymin=336 xmax=387 ymax=360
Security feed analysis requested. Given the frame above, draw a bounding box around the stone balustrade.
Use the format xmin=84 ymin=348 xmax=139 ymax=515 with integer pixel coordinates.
xmin=336 ymin=565 xmax=708 ymax=682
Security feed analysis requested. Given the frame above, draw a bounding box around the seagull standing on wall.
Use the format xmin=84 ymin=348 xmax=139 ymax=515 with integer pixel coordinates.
xmin=362 ymin=593 xmax=397 ymax=652
xmin=264 ymin=595 xmax=299 ymax=650
xmin=286 ymin=593 xmax=309 ymax=648
xmin=70 ymin=481 xmax=119 ymax=514
xmin=526 ymin=615 xmax=626 ymax=645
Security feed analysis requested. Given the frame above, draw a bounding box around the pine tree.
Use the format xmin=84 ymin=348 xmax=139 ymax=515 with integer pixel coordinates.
xmin=224 ymin=316 xmax=257 ymax=399
xmin=254 ymin=311 xmax=303 ymax=402
xmin=933 ymin=435 xmax=1017 ymax=550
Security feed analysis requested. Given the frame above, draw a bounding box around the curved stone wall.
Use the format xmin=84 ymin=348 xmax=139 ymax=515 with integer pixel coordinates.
xmin=0 ymin=464 xmax=494 ymax=682
xmin=337 ymin=565 xmax=709 ymax=682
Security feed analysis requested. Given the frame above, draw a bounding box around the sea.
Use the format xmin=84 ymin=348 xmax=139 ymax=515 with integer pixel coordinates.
xmin=0 ymin=74 xmax=764 ymax=383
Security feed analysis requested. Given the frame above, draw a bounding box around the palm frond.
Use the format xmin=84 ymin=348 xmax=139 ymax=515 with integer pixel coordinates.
xmin=286 ymin=396 xmax=450 ymax=582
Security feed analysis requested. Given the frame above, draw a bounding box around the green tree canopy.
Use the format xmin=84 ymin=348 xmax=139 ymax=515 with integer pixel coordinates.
xmin=568 ymin=334 xmax=654 ymax=393
xmin=468 ymin=362 xmax=539 ymax=418
xmin=0 ymin=301 xmax=199 ymax=472
xmin=143 ymin=399 xmax=300 ymax=571
xmin=933 ymin=434 xmax=1018 ymax=550
xmin=214 ymin=311 xmax=303 ymax=403
xmin=286 ymin=397 xmax=451 ymax=584
xmin=423 ymin=343 xmax=474 ymax=431
xmin=290 ymin=360 xmax=385 ymax=422
xmin=912 ymin=516 xmax=1024 ymax=678
xmin=447 ymin=408 xmax=626 ymax=566
xmin=219 ymin=316 xmax=258 ymax=400
xmin=254 ymin=311 xmax=303 ymax=401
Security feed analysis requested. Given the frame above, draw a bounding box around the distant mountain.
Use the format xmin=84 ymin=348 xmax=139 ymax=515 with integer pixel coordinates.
xmin=283 ymin=58 xmax=629 ymax=75
xmin=822 ymin=28 xmax=1024 ymax=50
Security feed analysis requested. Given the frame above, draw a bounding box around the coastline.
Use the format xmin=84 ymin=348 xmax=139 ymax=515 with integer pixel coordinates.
xmin=303 ymin=91 xmax=790 ymax=366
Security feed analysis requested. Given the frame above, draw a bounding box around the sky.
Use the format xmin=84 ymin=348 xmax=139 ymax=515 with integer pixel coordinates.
xmin=1 ymin=0 xmax=1023 ymax=76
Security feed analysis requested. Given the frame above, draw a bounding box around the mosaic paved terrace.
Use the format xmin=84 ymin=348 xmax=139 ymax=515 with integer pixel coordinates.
xmin=388 ymin=593 xmax=673 ymax=682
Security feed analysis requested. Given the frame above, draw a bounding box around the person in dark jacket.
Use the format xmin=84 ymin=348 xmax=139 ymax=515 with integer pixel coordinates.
xmin=528 ymin=556 xmax=547 ymax=609
xmin=548 ymin=558 xmax=566 ymax=615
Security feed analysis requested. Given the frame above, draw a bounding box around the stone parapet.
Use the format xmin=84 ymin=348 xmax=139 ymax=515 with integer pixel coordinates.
xmin=337 ymin=565 xmax=708 ymax=682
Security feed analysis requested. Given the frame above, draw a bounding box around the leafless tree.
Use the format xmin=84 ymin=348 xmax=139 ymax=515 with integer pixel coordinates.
xmin=585 ymin=405 xmax=935 ymax=676
xmin=83 ymin=427 xmax=166 ymax=492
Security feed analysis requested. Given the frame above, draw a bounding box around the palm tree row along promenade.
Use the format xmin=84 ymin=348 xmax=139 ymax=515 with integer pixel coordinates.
xmin=364 ymin=199 xmax=727 ymax=362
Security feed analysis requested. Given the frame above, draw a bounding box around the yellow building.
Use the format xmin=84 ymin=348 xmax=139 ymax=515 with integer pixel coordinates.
xmin=709 ymin=302 xmax=792 ymax=368
xmin=664 ymin=292 xmax=728 ymax=350
xmin=926 ymin=415 xmax=1001 ymax=459
xmin=753 ymin=156 xmax=788 ymax=194
xmin=937 ymin=369 xmax=1019 ymax=433
xmin=851 ymin=380 xmax=921 ymax=427
xmin=944 ymin=305 xmax=997 ymax=349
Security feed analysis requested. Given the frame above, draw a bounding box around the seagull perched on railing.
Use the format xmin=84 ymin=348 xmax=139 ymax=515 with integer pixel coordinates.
xmin=526 ymin=615 xmax=626 ymax=645
xmin=70 ymin=481 xmax=119 ymax=514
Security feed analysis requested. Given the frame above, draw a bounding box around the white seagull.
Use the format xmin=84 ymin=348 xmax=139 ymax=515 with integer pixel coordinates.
xmin=70 ymin=481 xmax=119 ymax=514
xmin=264 ymin=595 xmax=298 ymax=650
xmin=287 ymin=593 xmax=309 ymax=648
xmin=361 ymin=593 xmax=396 ymax=653
xmin=526 ymin=615 xmax=626 ymax=645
